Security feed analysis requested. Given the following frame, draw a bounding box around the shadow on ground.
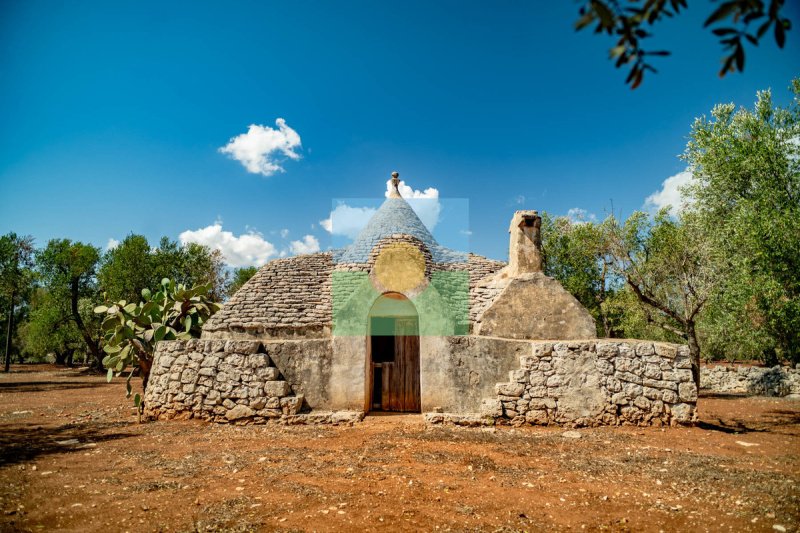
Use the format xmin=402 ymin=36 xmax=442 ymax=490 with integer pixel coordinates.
xmin=0 ymin=421 xmax=136 ymax=467
xmin=697 ymin=402 xmax=800 ymax=436
xmin=0 ymin=380 xmax=107 ymax=394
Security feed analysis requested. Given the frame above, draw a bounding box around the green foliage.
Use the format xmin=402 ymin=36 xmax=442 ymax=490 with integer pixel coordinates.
xmin=1 ymin=233 xmax=36 ymax=369
xmin=683 ymin=79 xmax=800 ymax=362
xmin=95 ymin=279 xmax=221 ymax=401
xmin=97 ymin=235 xmax=152 ymax=304
xmin=99 ymin=235 xmax=228 ymax=303
xmin=601 ymin=287 xmax=681 ymax=343
xmin=607 ymin=209 xmax=725 ymax=384
xmin=227 ymin=266 xmax=258 ymax=297
xmin=541 ymin=213 xmax=620 ymax=336
xmin=0 ymin=233 xmax=36 ymax=301
xmin=18 ymin=288 xmax=86 ymax=364
xmin=37 ymin=239 xmax=100 ymax=297
xmin=36 ymin=239 xmax=103 ymax=367
xmin=575 ymin=0 xmax=792 ymax=88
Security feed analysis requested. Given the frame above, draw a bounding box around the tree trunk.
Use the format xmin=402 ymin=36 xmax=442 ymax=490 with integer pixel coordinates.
xmin=4 ymin=290 xmax=15 ymax=373
xmin=70 ymin=278 xmax=103 ymax=370
xmin=139 ymin=358 xmax=152 ymax=392
xmin=602 ymin=315 xmax=612 ymax=338
xmin=686 ymin=319 xmax=701 ymax=390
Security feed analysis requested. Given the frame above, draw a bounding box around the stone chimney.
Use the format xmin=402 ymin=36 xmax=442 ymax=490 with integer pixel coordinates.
xmin=507 ymin=210 xmax=543 ymax=275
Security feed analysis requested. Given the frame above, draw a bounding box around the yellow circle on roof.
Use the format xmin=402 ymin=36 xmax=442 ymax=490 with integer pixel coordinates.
xmin=373 ymin=242 xmax=426 ymax=293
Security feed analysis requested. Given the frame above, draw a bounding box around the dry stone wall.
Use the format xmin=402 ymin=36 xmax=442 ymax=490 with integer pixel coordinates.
xmin=701 ymin=364 xmax=800 ymax=397
xmin=144 ymin=339 xmax=358 ymax=425
xmin=484 ymin=340 xmax=697 ymax=427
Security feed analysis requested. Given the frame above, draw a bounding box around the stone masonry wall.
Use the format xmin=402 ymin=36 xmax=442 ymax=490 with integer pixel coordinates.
xmin=145 ymin=339 xmax=307 ymax=424
xmin=485 ymin=340 xmax=697 ymax=427
xmin=701 ymin=364 xmax=800 ymax=397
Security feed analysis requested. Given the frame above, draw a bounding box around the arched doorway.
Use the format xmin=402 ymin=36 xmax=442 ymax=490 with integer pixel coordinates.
xmin=367 ymin=292 xmax=420 ymax=412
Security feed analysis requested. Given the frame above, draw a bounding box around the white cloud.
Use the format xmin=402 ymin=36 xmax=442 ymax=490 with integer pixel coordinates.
xmin=320 ymin=203 xmax=377 ymax=238
xmin=566 ymin=207 xmax=597 ymax=223
xmin=515 ymin=195 xmax=526 ymax=205
xmin=385 ymin=178 xmax=441 ymax=230
xmin=179 ymin=222 xmax=277 ymax=267
xmin=218 ymin=118 xmax=302 ymax=177
xmin=289 ymin=235 xmax=320 ymax=255
xmin=645 ymin=170 xmax=694 ymax=215
xmin=320 ymin=179 xmax=442 ymax=240
xmin=106 ymin=238 xmax=119 ymax=251
xmin=280 ymin=228 xmax=290 ymax=239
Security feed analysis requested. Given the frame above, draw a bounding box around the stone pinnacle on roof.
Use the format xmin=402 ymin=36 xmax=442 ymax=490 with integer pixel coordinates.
xmin=388 ymin=171 xmax=402 ymax=198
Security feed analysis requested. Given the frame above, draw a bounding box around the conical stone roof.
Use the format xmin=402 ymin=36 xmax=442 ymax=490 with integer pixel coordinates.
xmin=334 ymin=173 xmax=465 ymax=264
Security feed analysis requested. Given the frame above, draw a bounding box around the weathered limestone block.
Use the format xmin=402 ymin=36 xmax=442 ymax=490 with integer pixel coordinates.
xmin=525 ymin=409 xmax=549 ymax=424
xmin=643 ymin=387 xmax=661 ymax=400
xmin=654 ymin=343 xmax=678 ymax=358
xmin=595 ymin=359 xmax=614 ymax=375
xmin=615 ymin=371 xmax=642 ymax=385
xmin=545 ymin=375 xmax=563 ymax=387
xmin=180 ymin=369 xmax=198 ymax=384
xmin=528 ymin=386 xmax=547 ymax=398
xmin=642 ymin=377 xmax=678 ymax=391
xmin=595 ymin=342 xmax=619 ymax=358
xmin=643 ymin=364 xmax=662 ymax=380
xmin=532 ymin=343 xmax=553 ymax=357
xmin=635 ymin=343 xmax=655 ymax=356
xmin=226 ymin=404 xmax=255 ymax=420
xmin=200 ymin=355 xmax=219 ymax=368
xmin=528 ymin=398 xmax=556 ymax=410
xmin=495 ymin=382 xmax=524 ymax=397
xmin=266 ymin=396 xmax=280 ymax=409
xmin=249 ymin=398 xmax=266 ymax=410
xmin=264 ymin=380 xmax=291 ymax=397
xmin=255 ymin=367 xmax=280 ymax=381
xmin=662 ymin=390 xmax=679 ymax=403
xmin=678 ymin=382 xmax=698 ymax=402
xmin=669 ymin=403 xmax=695 ymax=424
xmin=280 ymin=395 xmax=304 ymax=415
xmin=225 ymin=340 xmax=261 ymax=353
xmin=510 ymin=369 xmax=528 ymax=383
xmin=616 ymin=357 xmax=641 ymax=374
xmin=480 ymin=399 xmax=503 ymax=417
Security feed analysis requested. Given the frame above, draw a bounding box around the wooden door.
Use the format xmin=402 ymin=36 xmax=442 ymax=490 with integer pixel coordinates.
xmin=371 ymin=317 xmax=420 ymax=412
xmin=395 ymin=327 xmax=420 ymax=411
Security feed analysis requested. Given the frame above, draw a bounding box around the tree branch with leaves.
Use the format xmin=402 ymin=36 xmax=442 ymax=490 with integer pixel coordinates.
xmin=575 ymin=0 xmax=792 ymax=88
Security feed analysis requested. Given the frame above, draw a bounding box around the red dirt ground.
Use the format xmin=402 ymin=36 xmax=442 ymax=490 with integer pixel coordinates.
xmin=1 ymin=365 xmax=798 ymax=532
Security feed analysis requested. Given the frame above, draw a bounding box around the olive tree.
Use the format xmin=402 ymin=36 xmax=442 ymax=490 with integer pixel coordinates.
xmin=36 ymin=239 xmax=103 ymax=369
xmin=683 ymin=79 xmax=800 ymax=363
xmin=609 ymin=210 xmax=725 ymax=387
xmin=0 ymin=233 xmax=35 ymax=371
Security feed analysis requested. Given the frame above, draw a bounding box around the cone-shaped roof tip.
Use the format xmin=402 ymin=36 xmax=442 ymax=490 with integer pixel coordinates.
xmin=388 ymin=171 xmax=402 ymax=198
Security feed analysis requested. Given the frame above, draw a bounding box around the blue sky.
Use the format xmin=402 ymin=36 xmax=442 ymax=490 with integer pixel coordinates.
xmin=1 ymin=1 xmax=798 ymax=264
